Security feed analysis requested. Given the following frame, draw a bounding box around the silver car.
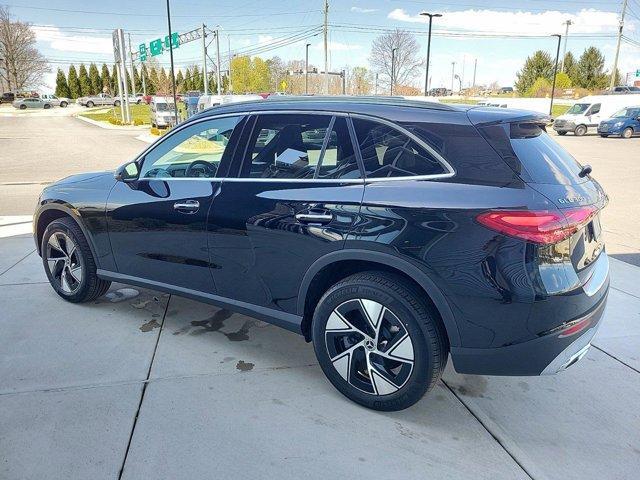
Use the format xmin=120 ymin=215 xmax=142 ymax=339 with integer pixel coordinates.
xmin=77 ymin=93 xmax=121 ymax=108
xmin=39 ymin=94 xmax=70 ymax=107
xmin=12 ymin=98 xmax=53 ymax=110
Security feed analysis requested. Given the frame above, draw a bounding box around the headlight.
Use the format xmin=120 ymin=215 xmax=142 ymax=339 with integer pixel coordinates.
xmin=613 ymin=121 xmax=625 ymax=128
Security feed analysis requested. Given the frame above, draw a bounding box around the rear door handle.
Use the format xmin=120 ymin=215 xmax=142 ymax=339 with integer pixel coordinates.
xmin=173 ymin=199 xmax=200 ymax=214
xmin=295 ymin=211 xmax=333 ymax=225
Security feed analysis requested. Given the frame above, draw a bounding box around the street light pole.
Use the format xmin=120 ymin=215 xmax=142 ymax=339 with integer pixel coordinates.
xmin=419 ymin=12 xmax=442 ymax=96
xmin=610 ymin=0 xmax=629 ymax=90
xmin=560 ymin=19 xmax=573 ymax=72
xmin=305 ymin=42 xmax=311 ymax=94
xmin=390 ymin=47 xmax=397 ymax=95
xmin=451 ymin=61 xmax=455 ymax=92
xmin=550 ymin=34 xmax=562 ymax=116
xmin=165 ymin=0 xmax=178 ymax=122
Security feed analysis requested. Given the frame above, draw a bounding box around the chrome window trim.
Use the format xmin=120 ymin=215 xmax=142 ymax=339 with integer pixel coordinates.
xmin=132 ymin=109 xmax=456 ymax=184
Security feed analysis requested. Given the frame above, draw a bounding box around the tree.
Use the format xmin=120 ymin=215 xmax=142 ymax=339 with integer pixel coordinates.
xmin=525 ymin=77 xmax=552 ymax=97
xmin=349 ymin=66 xmax=372 ymax=95
xmin=67 ymin=65 xmax=81 ymax=99
xmin=88 ymin=63 xmax=101 ymax=95
xmin=554 ymin=72 xmax=572 ymax=89
xmin=562 ymin=51 xmax=577 ymax=84
xmin=249 ymin=57 xmax=270 ymax=92
xmin=575 ymin=47 xmax=607 ymax=90
xmin=132 ymin=67 xmax=141 ymax=93
xmin=515 ymin=50 xmax=554 ymax=94
xmin=78 ymin=64 xmax=91 ymax=96
xmin=54 ymin=68 xmax=71 ymax=98
xmin=100 ymin=64 xmax=111 ymax=93
xmin=208 ymin=74 xmax=217 ymax=94
xmin=110 ymin=64 xmax=119 ymax=95
xmin=230 ymin=56 xmax=271 ymax=93
xmin=175 ymin=70 xmax=184 ymax=92
xmin=0 ymin=7 xmax=50 ymax=91
xmin=183 ymin=67 xmax=192 ymax=91
xmin=369 ymin=29 xmax=422 ymax=92
xmin=192 ymin=65 xmax=203 ymax=91
xmin=147 ymin=66 xmax=158 ymax=94
xmin=266 ymin=56 xmax=286 ymax=92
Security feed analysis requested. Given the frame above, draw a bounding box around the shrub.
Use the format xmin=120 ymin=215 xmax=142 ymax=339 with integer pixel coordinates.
xmin=525 ymin=77 xmax=552 ymax=97
xmin=108 ymin=117 xmax=123 ymax=126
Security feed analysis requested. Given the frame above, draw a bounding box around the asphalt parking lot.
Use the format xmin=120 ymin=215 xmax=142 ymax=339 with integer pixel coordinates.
xmin=1 ymin=113 xmax=639 ymax=479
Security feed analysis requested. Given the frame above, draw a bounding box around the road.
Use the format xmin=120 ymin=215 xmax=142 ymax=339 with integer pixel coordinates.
xmin=0 ymin=110 xmax=638 ymax=265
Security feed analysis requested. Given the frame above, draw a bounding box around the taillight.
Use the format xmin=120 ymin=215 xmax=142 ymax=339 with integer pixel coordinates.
xmin=476 ymin=206 xmax=597 ymax=244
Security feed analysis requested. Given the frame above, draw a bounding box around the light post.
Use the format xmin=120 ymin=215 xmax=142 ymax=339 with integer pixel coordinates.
xmin=390 ymin=47 xmax=397 ymax=95
xmin=419 ymin=11 xmax=442 ymax=96
xmin=550 ymin=34 xmax=562 ymax=116
xmin=451 ymin=61 xmax=456 ymax=92
xmin=165 ymin=0 xmax=178 ymax=123
xmin=305 ymin=42 xmax=311 ymax=94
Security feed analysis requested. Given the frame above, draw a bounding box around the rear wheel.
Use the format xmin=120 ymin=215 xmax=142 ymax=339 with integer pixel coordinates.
xmin=312 ymin=271 xmax=448 ymax=411
xmin=114 ymin=100 xmax=121 ymax=107
xmin=43 ymin=104 xmax=51 ymax=109
xmin=599 ymin=134 xmax=609 ymax=138
xmin=19 ymin=104 xmax=26 ymax=110
xmin=42 ymin=218 xmax=111 ymax=303
xmin=60 ymin=101 xmax=68 ymax=108
xmin=86 ymin=101 xmax=95 ymax=108
xmin=622 ymin=127 xmax=633 ymax=139
xmin=574 ymin=125 xmax=587 ymax=136
xmin=557 ymin=131 xmax=567 ymax=136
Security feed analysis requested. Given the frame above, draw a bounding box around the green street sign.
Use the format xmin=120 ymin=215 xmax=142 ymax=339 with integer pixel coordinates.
xmin=138 ymin=32 xmax=180 ymax=60
xmin=636 ymin=69 xmax=640 ymax=77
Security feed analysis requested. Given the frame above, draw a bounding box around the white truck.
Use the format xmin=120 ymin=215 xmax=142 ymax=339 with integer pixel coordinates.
xmin=553 ymin=94 xmax=640 ymax=136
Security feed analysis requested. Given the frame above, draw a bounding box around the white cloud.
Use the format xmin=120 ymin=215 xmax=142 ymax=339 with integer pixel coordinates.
xmin=351 ymin=6 xmax=378 ymax=14
xmin=388 ymin=8 xmax=629 ymax=35
xmin=312 ymin=40 xmax=362 ymax=52
xmin=33 ymin=25 xmax=112 ymax=54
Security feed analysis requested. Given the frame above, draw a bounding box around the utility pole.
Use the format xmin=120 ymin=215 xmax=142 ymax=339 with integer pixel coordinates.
xmin=127 ymin=33 xmax=136 ymax=95
xmin=419 ymin=12 xmax=442 ymax=96
xmin=305 ymin=43 xmax=311 ymax=94
xmin=461 ymin=55 xmax=466 ymax=89
xmin=391 ymin=47 xmax=397 ymax=95
xmin=323 ymin=0 xmax=329 ymax=94
xmin=610 ymin=0 xmax=628 ymax=90
xmin=374 ymin=72 xmax=378 ymax=95
xmin=451 ymin=61 xmax=456 ymax=92
xmin=560 ymin=19 xmax=573 ymax=72
xmin=202 ymin=23 xmax=208 ymax=95
xmin=472 ymin=58 xmax=477 ymax=87
xmin=227 ymin=35 xmax=233 ymax=93
xmin=550 ymin=34 xmax=562 ymax=115
xmin=215 ymin=29 xmax=222 ymax=95
xmin=341 ymin=69 xmax=346 ymax=94
xmin=165 ymin=0 xmax=178 ymax=123
xmin=141 ymin=63 xmax=147 ymax=96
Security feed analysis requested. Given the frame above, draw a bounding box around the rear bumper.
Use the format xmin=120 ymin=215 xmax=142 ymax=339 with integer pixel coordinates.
xmin=450 ymin=283 xmax=608 ymax=376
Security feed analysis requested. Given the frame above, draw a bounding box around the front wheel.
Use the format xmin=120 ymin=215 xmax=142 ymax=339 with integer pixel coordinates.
xmin=114 ymin=100 xmax=121 ymax=107
xmin=19 ymin=104 xmax=27 ymax=110
xmin=86 ymin=101 xmax=95 ymax=108
xmin=556 ymin=131 xmax=567 ymax=136
xmin=574 ymin=125 xmax=587 ymax=136
xmin=600 ymin=134 xmax=609 ymax=138
xmin=60 ymin=101 xmax=68 ymax=108
xmin=42 ymin=218 xmax=111 ymax=303
xmin=43 ymin=104 xmax=51 ymax=109
xmin=312 ymin=271 xmax=448 ymax=411
xmin=622 ymin=127 xmax=633 ymax=139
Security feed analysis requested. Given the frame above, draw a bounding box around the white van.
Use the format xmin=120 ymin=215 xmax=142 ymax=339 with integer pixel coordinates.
xmin=553 ymin=94 xmax=639 ymax=136
xmin=150 ymin=96 xmax=177 ymax=128
xmin=197 ymin=94 xmax=264 ymax=112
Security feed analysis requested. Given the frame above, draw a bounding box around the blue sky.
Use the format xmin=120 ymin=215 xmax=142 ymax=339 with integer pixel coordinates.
xmin=6 ymin=0 xmax=640 ymax=90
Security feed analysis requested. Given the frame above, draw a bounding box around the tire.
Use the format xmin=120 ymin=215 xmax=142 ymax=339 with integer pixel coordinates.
xmin=312 ymin=271 xmax=448 ymax=411
xmin=622 ymin=127 xmax=633 ymax=139
xmin=557 ymin=131 xmax=567 ymax=136
xmin=43 ymin=104 xmax=51 ymax=109
xmin=60 ymin=101 xmax=68 ymax=108
xmin=19 ymin=104 xmax=26 ymax=110
xmin=114 ymin=100 xmax=121 ymax=107
xmin=574 ymin=125 xmax=587 ymax=136
xmin=41 ymin=217 xmax=111 ymax=303
xmin=86 ymin=101 xmax=95 ymax=108
xmin=600 ymin=134 xmax=609 ymax=138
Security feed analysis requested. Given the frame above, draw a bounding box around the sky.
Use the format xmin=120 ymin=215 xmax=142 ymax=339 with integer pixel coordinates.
xmin=5 ymin=0 xmax=640 ymax=91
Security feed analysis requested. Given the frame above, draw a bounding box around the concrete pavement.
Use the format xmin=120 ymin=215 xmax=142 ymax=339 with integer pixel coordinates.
xmin=0 ymin=217 xmax=638 ymax=480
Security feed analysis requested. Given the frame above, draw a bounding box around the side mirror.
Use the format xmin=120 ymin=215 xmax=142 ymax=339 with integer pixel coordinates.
xmin=114 ymin=161 xmax=140 ymax=182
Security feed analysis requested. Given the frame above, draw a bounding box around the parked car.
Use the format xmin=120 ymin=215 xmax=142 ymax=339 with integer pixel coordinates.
xmin=499 ymin=86 xmax=514 ymax=94
xmin=597 ymin=106 xmax=640 ymax=138
xmin=34 ymin=97 xmax=609 ymax=411
xmin=0 ymin=92 xmax=16 ymax=104
xmin=150 ymin=96 xmax=177 ymax=128
xmin=39 ymin=94 xmax=70 ymax=108
xmin=553 ymin=94 xmax=640 ymax=136
xmin=610 ymin=86 xmax=640 ymax=94
xmin=12 ymin=97 xmax=53 ymax=110
xmin=76 ymin=93 xmax=121 ymax=107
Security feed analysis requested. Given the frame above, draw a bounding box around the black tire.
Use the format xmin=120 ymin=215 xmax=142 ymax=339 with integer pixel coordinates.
xmin=622 ymin=127 xmax=633 ymax=139
xmin=312 ymin=271 xmax=448 ymax=411
xmin=43 ymin=104 xmax=51 ymax=109
xmin=557 ymin=131 xmax=567 ymax=136
xmin=600 ymin=134 xmax=609 ymax=138
xmin=19 ymin=104 xmax=26 ymax=110
xmin=574 ymin=125 xmax=587 ymax=136
xmin=114 ymin=100 xmax=121 ymax=107
xmin=41 ymin=217 xmax=111 ymax=303
xmin=86 ymin=101 xmax=95 ymax=108
xmin=60 ymin=101 xmax=68 ymax=108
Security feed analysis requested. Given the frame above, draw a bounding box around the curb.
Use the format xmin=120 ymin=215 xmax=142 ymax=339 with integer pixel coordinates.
xmin=74 ymin=114 xmax=149 ymax=131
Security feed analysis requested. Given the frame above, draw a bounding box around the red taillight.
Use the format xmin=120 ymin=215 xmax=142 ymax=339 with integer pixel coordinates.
xmin=477 ymin=206 xmax=597 ymax=244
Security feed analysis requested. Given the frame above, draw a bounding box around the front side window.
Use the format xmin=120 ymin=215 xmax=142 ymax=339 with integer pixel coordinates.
xmin=240 ymin=114 xmax=359 ymax=180
xmin=140 ymin=116 xmax=242 ymax=179
xmin=587 ymin=104 xmax=601 ymax=115
xmin=352 ymin=118 xmax=447 ymax=178
xmin=566 ymin=103 xmax=590 ymax=115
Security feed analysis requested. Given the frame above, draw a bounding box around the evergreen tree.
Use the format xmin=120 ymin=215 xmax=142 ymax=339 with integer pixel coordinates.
xmin=132 ymin=67 xmax=141 ymax=93
xmin=514 ymin=50 xmax=554 ymax=94
xmin=148 ymin=66 xmax=158 ymax=94
xmin=111 ymin=65 xmax=119 ymax=95
xmin=176 ymin=70 xmax=184 ymax=92
xmin=562 ymin=51 xmax=577 ymax=84
xmin=54 ymin=68 xmax=71 ymax=98
xmin=183 ymin=67 xmax=192 ymax=91
xmin=88 ymin=63 xmax=101 ymax=95
xmin=575 ymin=47 xmax=607 ymax=90
xmin=78 ymin=64 xmax=91 ymax=96
xmin=192 ymin=65 xmax=202 ymax=91
xmin=100 ymin=64 xmax=111 ymax=93
xmin=67 ymin=65 xmax=81 ymax=98
xmin=208 ymin=74 xmax=217 ymax=94
xmin=125 ymin=70 xmax=132 ymax=93
xmin=141 ymin=64 xmax=152 ymax=94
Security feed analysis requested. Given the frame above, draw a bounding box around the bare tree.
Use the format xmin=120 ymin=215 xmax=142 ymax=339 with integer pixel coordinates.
xmin=348 ymin=66 xmax=372 ymax=95
xmin=0 ymin=7 xmax=49 ymax=91
xmin=370 ymin=29 xmax=422 ymax=93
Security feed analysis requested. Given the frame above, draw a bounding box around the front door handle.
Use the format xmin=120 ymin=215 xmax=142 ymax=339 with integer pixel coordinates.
xmin=295 ymin=210 xmax=333 ymax=225
xmin=173 ymin=199 xmax=200 ymax=214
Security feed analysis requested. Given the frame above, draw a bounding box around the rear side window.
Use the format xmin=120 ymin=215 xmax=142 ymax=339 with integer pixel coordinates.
xmin=352 ymin=118 xmax=447 ymax=178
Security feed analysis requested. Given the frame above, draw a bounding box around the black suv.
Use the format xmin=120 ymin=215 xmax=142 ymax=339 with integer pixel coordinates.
xmin=35 ymin=97 xmax=609 ymax=411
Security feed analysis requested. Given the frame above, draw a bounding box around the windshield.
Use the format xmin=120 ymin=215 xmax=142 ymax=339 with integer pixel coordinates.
xmin=566 ymin=103 xmax=590 ymax=115
xmin=155 ymin=103 xmax=174 ymax=112
xmin=612 ymin=108 xmax=639 ymax=118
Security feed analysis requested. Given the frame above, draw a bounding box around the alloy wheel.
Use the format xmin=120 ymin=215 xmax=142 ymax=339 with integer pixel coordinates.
xmin=324 ymin=299 xmax=414 ymax=396
xmin=45 ymin=232 xmax=83 ymax=294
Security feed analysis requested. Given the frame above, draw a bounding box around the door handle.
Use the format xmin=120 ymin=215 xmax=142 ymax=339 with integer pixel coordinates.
xmin=295 ymin=211 xmax=333 ymax=225
xmin=173 ymin=200 xmax=200 ymax=214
